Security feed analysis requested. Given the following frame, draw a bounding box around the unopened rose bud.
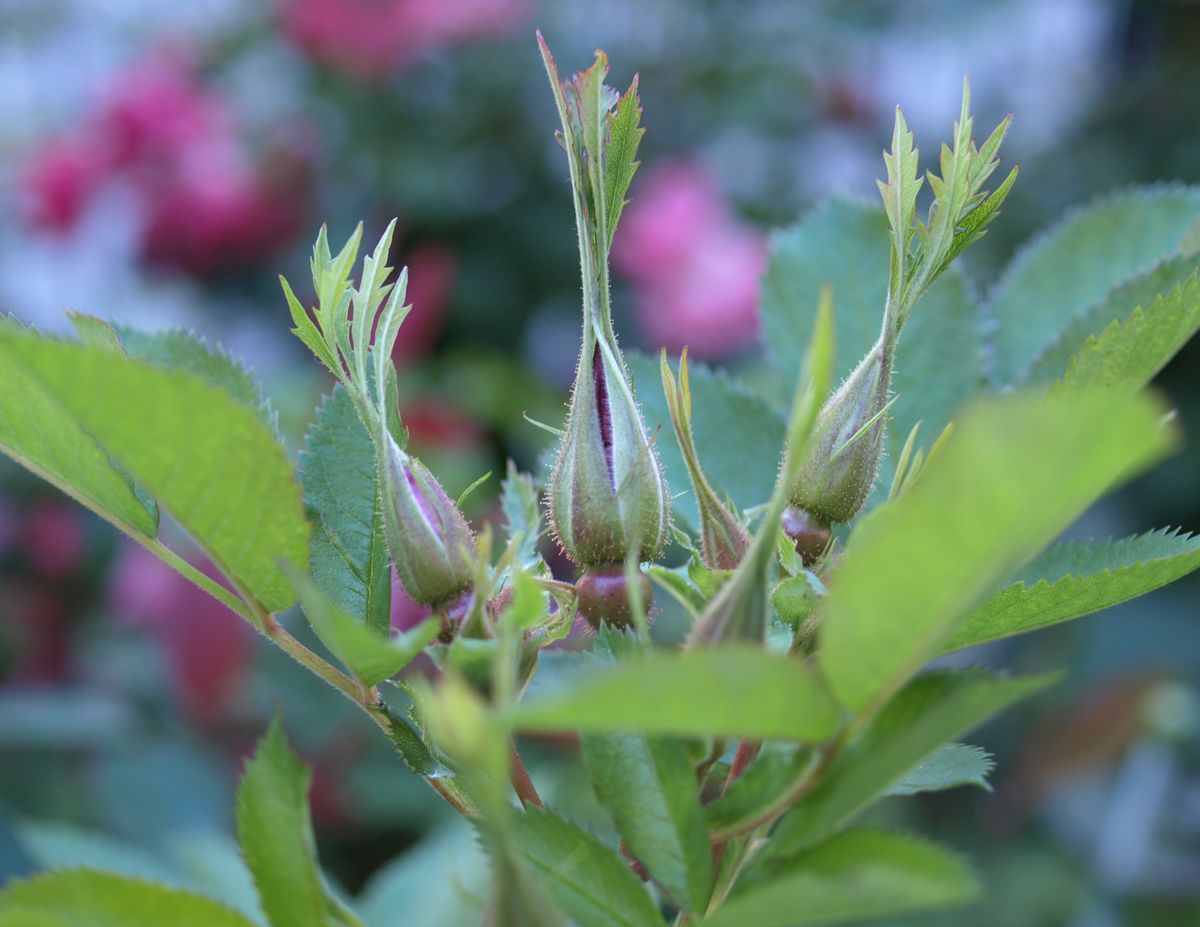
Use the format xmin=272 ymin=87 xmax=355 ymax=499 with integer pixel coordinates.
xmin=380 ymin=433 xmax=477 ymax=609
xmin=549 ymin=342 xmax=669 ymax=570
xmin=788 ymin=332 xmax=893 ymax=528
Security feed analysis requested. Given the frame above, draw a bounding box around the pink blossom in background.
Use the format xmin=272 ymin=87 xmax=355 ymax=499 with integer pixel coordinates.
xmin=278 ymin=0 xmax=525 ymax=79
xmin=612 ymin=162 xmax=766 ymax=360
xmin=19 ymin=50 xmax=308 ymax=277
xmin=109 ymin=543 xmax=254 ymax=722
xmin=22 ymin=500 xmax=87 ymax=580
xmin=392 ymin=243 xmax=456 ymax=360
xmin=21 ymin=137 xmax=107 ymax=232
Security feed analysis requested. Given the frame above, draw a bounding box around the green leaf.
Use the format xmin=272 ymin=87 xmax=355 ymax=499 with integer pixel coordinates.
xmin=500 ymin=461 xmax=542 ymax=568
xmin=113 ymin=325 xmax=279 ymax=437
xmin=356 ymin=823 xmax=489 ymax=927
xmin=0 ymin=327 xmax=309 ymax=613
xmin=299 ymin=385 xmax=392 ymax=634
xmin=628 ymin=352 xmax=785 ymax=526
xmin=945 ymin=528 xmax=1200 ymax=652
xmin=769 ymin=670 xmax=1055 ymax=856
xmin=509 ymin=808 xmax=663 ymax=927
xmin=986 ymin=185 xmax=1200 ymax=384
xmin=289 ymin=569 xmax=438 ymax=686
xmin=378 ymin=694 xmax=456 ymax=779
xmin=1054 ymin=272 xmax=1200 ymax=393
xmin=0 ymin=870 xmax=259 ymax=927
xmin=820 ymin=391 xmax=1174 ymax=714
xmin=16 ymin=821 xmax=185 ymax=887
xmin=704 ymin=744 xmax=812 ymax=838
xmin=704 ymin=829 xmax=978 ymax=927
xmin=888 ymin=743 xmax=994 ymax=796
xmin=511 ymin=647 xmax=842 ymax=741
xmin=235 ymin=717 xmax=363 ymax=927
xmin=0 ymin=323 xmax=158 ymax=540
xmin=604 ymin=78 xmax=645 ymax=248
xmin=581 ymin=732 xmax=712 ymax=913
xmin=1022 ymin=255 xmax=1200 ymax=385
xmin=759 ymin=199 xmax=983 ymax=465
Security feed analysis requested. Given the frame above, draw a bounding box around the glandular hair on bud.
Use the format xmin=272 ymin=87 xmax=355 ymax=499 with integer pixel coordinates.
xmin=548 ymin=339 xmax=669 ymax=568
xmin=789 ymin=333 xmax=893 ymax=526
xmin=380 ymin=434 xmax=477 ymax=609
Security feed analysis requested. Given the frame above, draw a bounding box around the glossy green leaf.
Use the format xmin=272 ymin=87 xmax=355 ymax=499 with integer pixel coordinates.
xmin=0 ymin=323 xmax=157 ymax=540
xmin=1055 ymin=272 xmax=1200 ymax=393
xmin=290 ymin=569 xmax=438 ymax=686
xmin=299 ymin=385 xmax=392 ymax=634
xmin=604 ymin=79 xmax=645 ymax=247
xmin=582 ymin=733 xmax=712 ymax=912
xmin=0 ymin=870 xmax=258 ymax=927
xmin=759 ymin=198 xmax=983 ymax=462
xmin=628 ymin=352 xmax=784 ymax=526
xmin=511 ymin=647 xmax=841 ymax=741
xmin=1022 ymin=255 xmax=1200 ymax=385
xmin=888 ymin=743 xmax=994 ymax=796
xmin=704 ymin=829 xmax=978 ymax=927
xmin=945 ymin=528 xmax=1200 ymax=652
xmin=235 ymin=718 xmax=362 ymax=927
xmin=769 ymin=670 xmax=1055 ymax=856
xmin=509 ymin=809 xmax=663 ymax=927
xmin=986 ymin=185 xmax=1200 ymax=384
xmin=820 ymin=391 xmax=1174 ymax=713
xmin=0 ymin=327 xmax=308 ymax=612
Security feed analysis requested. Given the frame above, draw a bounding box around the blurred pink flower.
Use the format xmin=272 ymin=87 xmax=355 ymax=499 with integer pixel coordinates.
xmin=392 ymin=243 xmax=456 ymax=360
xmin=278 ymin=0 xmax=525 ymax=79
xmin=109 ymin=543 xmax=254 ymax=722
xmin=612 ymin=162 xmax=766 ymax=359
xmin=20 ymin=137 xmax=107 ymax=232
xmin=23 ymin=500 xmax=87 ymax=580
xmin=20 ymin=50 xmax=307 ymax=276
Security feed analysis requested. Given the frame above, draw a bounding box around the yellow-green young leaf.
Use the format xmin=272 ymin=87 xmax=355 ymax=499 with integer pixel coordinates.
xmin=1054 ymin=272 xmax=1200 ymax=393
xmin=299 ymin=385 xmax=392 ymax=634
xmin=768 ymin=670 xmax=1056 ymax=857
xmin=945 ymin=528 xmax=1200 ymax=653
xmin=235 ymin=718 xmax=362 ymax=927
xmin=0 ymin=324 xmax=157 ymax=540
xmin=0 ymin=870 xmax=258 ymax=927
xmin=628 ymin=352 xmax=784 ymax=529
xmin=704 ymin=830 xmax=978 ymax=927
xmin=820 ymin=391 xmax=1174 ymax=714
xmin=987 ymin=185 xmax=1200 ymax=385
xmin=289 ymin=569 xmax=438 ymax=686
xmin=0 ymin=327 xmax=308 ymax=612
xmin=509 ymin=809 xmax=663 ymax=927
xmin=604 ymin=78 xmax=645 ymax=247
xmin=511 ymin=648 xmax=841 ymax=741
xmin=581 ymin=733 xmax=712 ymax=913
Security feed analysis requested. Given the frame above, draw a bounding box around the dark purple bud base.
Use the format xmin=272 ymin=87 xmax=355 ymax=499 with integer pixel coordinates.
xmin=576 ymin=565 xmax=653 ymax=631
xmin=781 ymin=505 xmax=833 ymax=566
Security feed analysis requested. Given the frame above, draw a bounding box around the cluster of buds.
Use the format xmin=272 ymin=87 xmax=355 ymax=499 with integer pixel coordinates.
xmin=538 ymin=35 xmax=670 ymax=629
xmin=784 ymin=84 xmax=1017 ymax=561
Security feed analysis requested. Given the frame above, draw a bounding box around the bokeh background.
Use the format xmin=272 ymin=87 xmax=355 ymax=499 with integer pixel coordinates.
xmin=1 ymin=1 xmax=1199 ymax=924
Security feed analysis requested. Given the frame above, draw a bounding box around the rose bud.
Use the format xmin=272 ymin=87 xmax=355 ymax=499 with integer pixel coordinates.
xmin=380 ymin=433 xmax=477 ymax=616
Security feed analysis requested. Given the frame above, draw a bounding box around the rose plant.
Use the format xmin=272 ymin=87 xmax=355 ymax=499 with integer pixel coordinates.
xmin=2 ymin=34 xmax=1200 ymax=927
